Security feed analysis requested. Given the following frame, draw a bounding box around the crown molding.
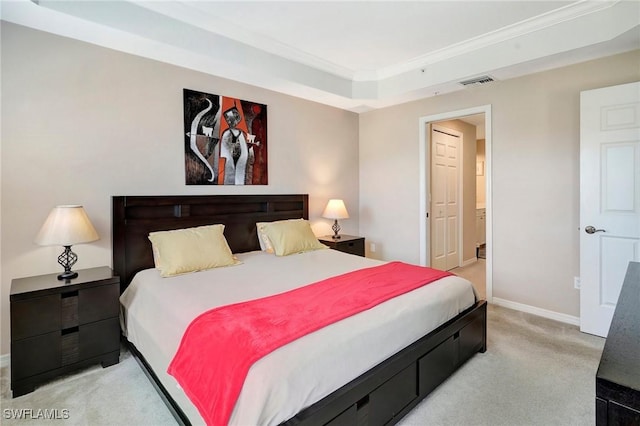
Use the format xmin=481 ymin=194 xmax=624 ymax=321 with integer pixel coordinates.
xmin=355 ymin=0 xmax=620 ymax=81
xmin=133 ymin=0 xmax=358 ymax=80
xmin=134 ymin=1 xmax=622 ymax=83
xmin=3 ymin=0 xmax=637 ymax=113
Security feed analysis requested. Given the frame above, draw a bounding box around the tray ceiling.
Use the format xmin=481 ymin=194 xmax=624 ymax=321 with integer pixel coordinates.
xmin=3 ymin=0 xmax=639 ymax=112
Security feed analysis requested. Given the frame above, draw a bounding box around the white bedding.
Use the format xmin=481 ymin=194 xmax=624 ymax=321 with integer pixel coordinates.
xmin=120 ymin=249 xmax=476 ymax=425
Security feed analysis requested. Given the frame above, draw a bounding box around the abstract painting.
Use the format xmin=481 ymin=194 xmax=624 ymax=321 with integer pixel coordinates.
xmin=184 ymin=89 xmax=268 ymax=185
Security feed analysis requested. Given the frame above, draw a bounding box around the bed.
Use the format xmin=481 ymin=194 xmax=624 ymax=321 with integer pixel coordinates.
xmin=113 ymin=194 xmax=487 ymax=426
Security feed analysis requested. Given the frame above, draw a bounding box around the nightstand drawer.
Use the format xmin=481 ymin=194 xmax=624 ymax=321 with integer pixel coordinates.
xmin=12 ymin=318 xmax=120 ymax=380
xmin=318 ymin=235 xmax=366 ymax=257
xmin=11 ymin=332 xmax=61 ymax=380
xmin=339 ymin=239 xmax=365 ymax=256
xmin=79 ymin=283 xmax=119 ymax=324
xmin=79 ymin=317 xmax=120 ymax=360
xmin=11 ymin=295 xmax=61 ymax=340
xmin=61 ymin=318 xmax=120 ymax=365
xmin=11 ymin=283 xmax=119 ymax=341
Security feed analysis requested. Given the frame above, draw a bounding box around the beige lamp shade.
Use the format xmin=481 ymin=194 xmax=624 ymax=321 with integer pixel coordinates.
xmin=322 ymin=199 xmax=349 ymax=240
xmin=322 ymin=199 xmax=349 ymax=220
xmin=35 ymin=205 xmax=99 ymax=246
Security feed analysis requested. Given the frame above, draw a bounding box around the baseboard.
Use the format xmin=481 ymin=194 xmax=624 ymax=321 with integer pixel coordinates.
xmin=461 ymin=257 xmax=477 ymax=267
xmin=0 ymin=353 xmax=9 ymax=368
xmin=492 ymin=297 xmax=580 ymax=326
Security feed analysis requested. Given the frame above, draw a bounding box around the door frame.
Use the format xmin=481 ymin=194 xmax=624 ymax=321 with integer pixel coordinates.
xmin=430 ymin=124 xmax=464 ymax=270
xmin=418 ymin=105 xmax=493 ymax=302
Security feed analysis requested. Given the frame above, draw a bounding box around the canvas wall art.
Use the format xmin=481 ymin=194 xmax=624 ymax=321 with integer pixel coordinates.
xmin=184 ymin=89 xmax=268 ymax=185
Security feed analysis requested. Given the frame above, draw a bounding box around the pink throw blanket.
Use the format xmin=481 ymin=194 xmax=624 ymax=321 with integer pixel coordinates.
xmin=167 ymin=261 xmax=451 ymax=425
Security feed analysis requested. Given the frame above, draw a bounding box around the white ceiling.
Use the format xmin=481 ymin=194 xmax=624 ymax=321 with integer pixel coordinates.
xmin=2 ymin=0 xmax=639 ymax=113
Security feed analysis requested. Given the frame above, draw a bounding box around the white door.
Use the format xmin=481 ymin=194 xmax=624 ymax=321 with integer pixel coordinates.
xmin=431 ymin=125 xmax=461 ymax=271
xmin=580 ymin=81 xmax=640 ymax=337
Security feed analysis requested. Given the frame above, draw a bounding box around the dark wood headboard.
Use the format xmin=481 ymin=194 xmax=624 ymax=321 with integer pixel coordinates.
xmin=112 ymin=194 xmax=309 ymax=289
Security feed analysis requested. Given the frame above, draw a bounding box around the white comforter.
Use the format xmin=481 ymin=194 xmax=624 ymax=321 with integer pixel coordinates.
xmin=120 ymin=249 xmax=475 ymax=425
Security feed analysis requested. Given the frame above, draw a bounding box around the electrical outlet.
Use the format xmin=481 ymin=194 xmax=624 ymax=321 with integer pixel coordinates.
xmin=574 ymin=276 xmax=581 ymax=290
xmin=370 ymin=242 xmax=376 ymax=253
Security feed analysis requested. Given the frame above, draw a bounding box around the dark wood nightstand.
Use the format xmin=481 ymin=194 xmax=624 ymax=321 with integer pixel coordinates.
xmin=319 ymin=235 xmax=365 ymax=257
xmin=10 ymin=266 xmax=120 ymax=397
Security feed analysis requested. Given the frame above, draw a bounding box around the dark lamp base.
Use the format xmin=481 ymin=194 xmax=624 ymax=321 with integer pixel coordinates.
xmin=331 ymin=219 xmax=342 ymax=240
xmin=57 ymin=271 xmax=78 ymax=280
xmin=57 ymin=245 xmax=79 ymax=281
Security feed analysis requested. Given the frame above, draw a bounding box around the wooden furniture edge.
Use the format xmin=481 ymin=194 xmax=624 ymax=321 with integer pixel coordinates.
xmin=126 ymin=340 xmax=191 ymax=425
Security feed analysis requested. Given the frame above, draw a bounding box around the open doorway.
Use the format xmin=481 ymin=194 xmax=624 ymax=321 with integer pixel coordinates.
xmin=418 ymin=105 xmax=492 ymax=302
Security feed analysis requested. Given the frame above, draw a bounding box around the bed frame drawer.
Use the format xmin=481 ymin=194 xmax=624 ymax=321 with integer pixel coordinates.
xmin=418 ymin=308 xmax=486 ymax=397
xmin=418 ymin=335 xmax=457 ymax=397
xmin=325 ymin=404 xmax=357 ymax=426
xmin=369 ymin=363 xmax=418 ymax=425
xmin=459 ymin=313 xmax=485 ymax=360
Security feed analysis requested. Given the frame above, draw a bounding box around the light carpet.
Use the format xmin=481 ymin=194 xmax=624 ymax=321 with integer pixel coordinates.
xmin=0 ymin=304 xmax=604 ymax=425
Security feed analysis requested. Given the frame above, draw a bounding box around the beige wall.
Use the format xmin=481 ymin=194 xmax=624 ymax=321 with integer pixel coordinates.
xmin=0 ymin=23 xmax=360 ymax=355
xmin=360 ymin=49 xmax=640 ymax=318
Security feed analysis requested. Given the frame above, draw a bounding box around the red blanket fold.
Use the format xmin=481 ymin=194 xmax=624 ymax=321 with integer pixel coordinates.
xmin=167 ymin=261 xmax=451 ymax=425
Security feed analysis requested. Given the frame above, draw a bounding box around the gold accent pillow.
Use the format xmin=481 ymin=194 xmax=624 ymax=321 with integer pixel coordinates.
xmin=148 ymin=224 xmax=239 ymax=277
xmin=261 ymin=219 xmax=327 ymax=256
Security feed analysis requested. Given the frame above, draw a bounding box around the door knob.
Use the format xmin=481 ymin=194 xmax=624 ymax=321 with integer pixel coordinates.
xmin=585 ymin=226 xmax=606 ymax=234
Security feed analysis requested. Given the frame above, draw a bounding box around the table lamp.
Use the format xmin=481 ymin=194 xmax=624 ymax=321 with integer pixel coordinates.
xmin=322 ymin=199 xmax=349 ymax=240
xmin=35 ymin=205 xmax=99 ymax=280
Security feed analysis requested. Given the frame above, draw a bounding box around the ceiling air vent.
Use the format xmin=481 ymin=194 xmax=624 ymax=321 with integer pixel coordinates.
xmin=459 ymin=75 xmax=495 ymax=87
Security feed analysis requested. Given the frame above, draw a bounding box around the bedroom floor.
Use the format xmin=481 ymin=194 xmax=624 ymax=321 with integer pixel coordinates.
xmin=452 ymin=258 xmax=486 ymax=299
